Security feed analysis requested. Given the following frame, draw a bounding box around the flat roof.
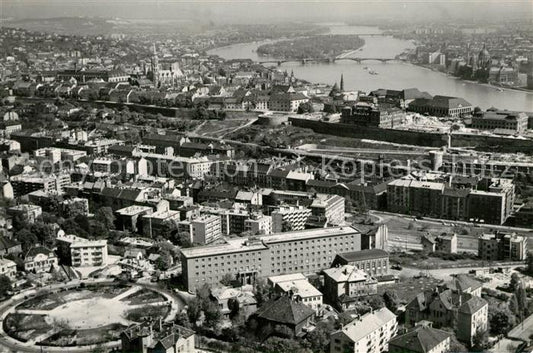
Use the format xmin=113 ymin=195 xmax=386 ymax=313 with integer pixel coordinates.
xmin=116 ymin=205 xmax=153 ymax=216
xmin=181 ymin=226 xmax=359 ymax=258
xmin=261 ymin=226 xmax=359 ymax=244
xmin=181 ymin=238 xmax=268 ymax=258
xmin=276 ymin=279 xmax=322 ymax=298
xmin=268 ymin=273 xmax=307 ymax=284
xmin=57 ymin=233 xmax=107 ymax=247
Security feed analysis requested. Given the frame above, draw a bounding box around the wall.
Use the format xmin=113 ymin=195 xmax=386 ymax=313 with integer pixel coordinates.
xmin=289 ymin=118 xmax=533 ymax=153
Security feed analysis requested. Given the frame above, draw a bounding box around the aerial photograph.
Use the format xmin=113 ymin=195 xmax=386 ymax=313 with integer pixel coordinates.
xmin=0 ymin=0 xmax=532 ymax=352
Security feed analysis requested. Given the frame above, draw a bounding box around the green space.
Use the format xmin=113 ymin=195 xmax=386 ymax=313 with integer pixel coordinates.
xmin=257 ymin=35 xmax=364 ymax=59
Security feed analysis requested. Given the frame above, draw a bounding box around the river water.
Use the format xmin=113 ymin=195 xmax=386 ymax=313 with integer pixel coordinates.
xmin=208 ymin=24 xmax=533 ymax=111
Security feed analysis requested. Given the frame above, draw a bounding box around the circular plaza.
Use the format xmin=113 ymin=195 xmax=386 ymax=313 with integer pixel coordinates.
xmin=1 ymin=282 xmax=180 ymax=351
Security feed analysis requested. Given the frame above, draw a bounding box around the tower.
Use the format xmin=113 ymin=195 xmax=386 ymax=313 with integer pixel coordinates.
xmin=151 ymin=44 xmax=159 ymax=88
xmin=340 ymin=73 xmax=344 ymax=91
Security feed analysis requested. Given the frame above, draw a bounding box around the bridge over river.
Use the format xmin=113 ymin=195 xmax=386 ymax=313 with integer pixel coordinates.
xmin=258 ymin=57 xmax=407 ymax=65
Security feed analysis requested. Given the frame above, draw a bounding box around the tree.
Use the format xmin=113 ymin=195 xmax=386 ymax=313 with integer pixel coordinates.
xmin=14 ymin=229 xmax=38 ymax=252
xmin=228 ymin=297 xmax=240 ymax=318
xmin=187 ymin=298 xmax=202 ymax=324
xmin=253 ymin=278 xmax=272 ymax=306
xmin=526 ymin=252 xmax=533 ymax=276
xmin=515 ymin=284 xmax=528 ymax=319
xmin=175 ymin=231 xmax=192 ymax=248
xmin=488 ymin=306 xmax=516 ymax=335
xmin=156 ymin=254 xmax=173 ymax=271
xmin=366 ymin=296 xmax=385 ymax=310
xmin=0 ymin=275 xmax=12 ymax=297
xmin=510 ymin=273 xmax=521 ymax=292
xmin=297 ymin=102 xmax=314 ymax=114
xmin=203 ymin=301 xmax=222 ymax=329
xmin=95 ymin=207 xmax=115 ymax=230
xmin=306 ymin=320 xmax=333 ymax=353
xmin=220 ymin=273 xmax=236 ymax=287
xmin=509 ymin=294 xmax=520 ymax=318
xmin=175 ymin=310 xmax=192 ymax=329
xmin=383 ymin=290 xmax=400 ymax=312
xmin=262 ymin=336 xmax=311 ymax=353
xmin=471 ymin=327 xmax=488 ymax=351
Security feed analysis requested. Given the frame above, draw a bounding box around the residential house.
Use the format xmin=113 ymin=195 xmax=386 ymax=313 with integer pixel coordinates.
xmin=269 ymin=273 xmax=323 ymax=313
xmin=120 ymin=321 xmax=196 ymax=353
xmin=24 ymin=246 xmax=58 ymax=273
xmin=323 ymin=265 xmax=378 ymax=311
xmin=329 ymin=307 xmax=397 ymax=353
xmin=389 ymin=323 xmax=451 ymax=353
xmin=255 ymin=296 xmax=315 ymax=337
xmin=405 ymin=287 xmax=488 ymax=345
xmin=0 ymin=258 xmax=16 ymax=279
xmin=210 ymin=286 xmax=257 ymax=319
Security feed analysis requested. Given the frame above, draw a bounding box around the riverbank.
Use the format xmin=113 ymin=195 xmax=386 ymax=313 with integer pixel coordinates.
xmin=411 ymin=62 xmax=533 ymax=97
xmin=208 ymin=24 xmax=533 ymax=111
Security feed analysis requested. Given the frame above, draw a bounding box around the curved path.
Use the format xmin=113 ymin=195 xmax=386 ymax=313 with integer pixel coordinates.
xmin=0 ymin=279 xmax=184 ymax=353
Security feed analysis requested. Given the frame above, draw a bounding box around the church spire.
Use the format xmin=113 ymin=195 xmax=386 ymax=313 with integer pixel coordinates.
xmin=340 ymin=73 xmax=344 ymax=91
xmin=151 ymin=44 xmax=159 ymax=88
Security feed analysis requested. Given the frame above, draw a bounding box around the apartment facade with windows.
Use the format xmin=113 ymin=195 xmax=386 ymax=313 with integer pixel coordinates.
xmin=271 ymin=206 xmax=311 ymax=233
xmin=56 ymin=232 xmax=108 ymax=267
xmin=180 ymin=226 xmax=362 ymax=292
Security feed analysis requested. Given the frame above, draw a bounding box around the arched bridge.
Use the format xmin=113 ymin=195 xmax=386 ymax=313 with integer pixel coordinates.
xmin=258 ymin=57 xmax=407 ymax=65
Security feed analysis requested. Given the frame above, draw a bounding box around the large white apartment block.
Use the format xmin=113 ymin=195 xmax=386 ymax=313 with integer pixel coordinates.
xmin=271 ymin=206 xmax=311 ymax=233
xmin=180 ymin=226 xmax=362 ymax=292
xmin=34 ymin=147 xmax=87 ymax=163
xmin=191 ymin=215 xmax=222 ymax=245
xmin=10 ymin=173 xmax=71 ymax=197
xmin=330 ymin=307 xmax=397 ymax=353
xmin=56 ymin=232 xmax=108 ymax=267
xmin=309 ymin=194 xmax=345 ymax=226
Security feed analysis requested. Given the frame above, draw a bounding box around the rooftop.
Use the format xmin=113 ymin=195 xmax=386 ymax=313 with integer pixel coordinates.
xmin=389 ymin=326 xmax=451 ymax=353
xmin=115 ymin=205 xmax=153 ymax=216
xmin=276 ymin=279 xmax=322 ymax=298
xmin=323 ymin=265 xmax=373 ymax=283
xmin=333 ymin=307 xmax=396 ymax=343
xmin=336 ymin=249 xmax=389 ymax=263
xmin=181 ymin=226 xmax=359 ymax=258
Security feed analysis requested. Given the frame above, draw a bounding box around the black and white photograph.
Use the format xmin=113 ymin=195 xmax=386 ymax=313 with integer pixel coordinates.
xmin=0 ymin=0 xmax=532 ymax=352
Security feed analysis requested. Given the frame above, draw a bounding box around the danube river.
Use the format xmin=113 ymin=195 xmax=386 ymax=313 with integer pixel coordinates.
xmin=208 ymin=24 xmax=533 ymax=111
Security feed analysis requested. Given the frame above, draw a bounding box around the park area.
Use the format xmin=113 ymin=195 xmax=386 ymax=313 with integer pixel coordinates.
xmin=4 ymin=283 xmax=172 ymax=348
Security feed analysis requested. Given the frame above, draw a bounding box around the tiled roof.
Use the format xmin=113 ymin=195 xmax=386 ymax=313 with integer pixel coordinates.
xmin=389 ymin=326 xmax=450 ymax=353
xmin=458 ymin=296 xmax=487 ymax=314
xmin=334 ymin=307 xmax=396 ymax=343
xmin=256 ymin=296 xmax=314 ymax=325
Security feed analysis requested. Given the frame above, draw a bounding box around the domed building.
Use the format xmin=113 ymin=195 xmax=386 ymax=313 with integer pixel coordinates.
xmin=477 ymin=43 xmax=491 ymax=69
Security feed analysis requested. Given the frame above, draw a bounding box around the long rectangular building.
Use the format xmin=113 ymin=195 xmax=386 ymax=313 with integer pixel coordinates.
xmin=180 ymin=226 xmax=362 ymax=292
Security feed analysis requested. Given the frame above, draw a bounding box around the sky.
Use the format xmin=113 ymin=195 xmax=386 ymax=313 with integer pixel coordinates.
xmin=1 ymin=0 xmax=532 ymax=23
